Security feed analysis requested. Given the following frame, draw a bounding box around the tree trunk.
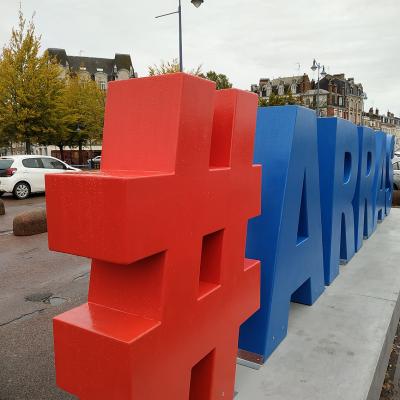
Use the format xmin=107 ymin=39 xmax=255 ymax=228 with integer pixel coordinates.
xmin=25 ymin=138 xmax=31 ymax=155
xmin=59 ymin=145 xmax=65 ymax=161
xmin=78 ymin=141 xmax=83 ymax=166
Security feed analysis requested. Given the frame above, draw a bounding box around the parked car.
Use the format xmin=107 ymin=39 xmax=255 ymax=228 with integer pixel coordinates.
xmin=393 ymin=156 xmax=400 ymax=190
xmin=88 ymin=155 xmax=101 ymax=166
xmin=0 ymin=155 xmax=80 ymax=199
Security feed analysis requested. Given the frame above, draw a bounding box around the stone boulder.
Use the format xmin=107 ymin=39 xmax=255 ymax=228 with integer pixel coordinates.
xmin=13 ymin=209 xmax=47 ymax=236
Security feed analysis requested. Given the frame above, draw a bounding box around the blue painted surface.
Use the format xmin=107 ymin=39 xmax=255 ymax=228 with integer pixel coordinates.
xmin=385 ymin=134 xmax=395 ymax=215
xmin=354 ymin=126 xmax=376 ymax=252
xmin=317 ymin=118 xmax=359 ymax=285
xmin=373 ymin=132 xmax=387 ymax=227
xmin=239 ymin=106 xmax=325 ymax=361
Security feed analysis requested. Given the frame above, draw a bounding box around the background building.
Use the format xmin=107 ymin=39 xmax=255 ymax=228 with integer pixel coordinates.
xmin=363 ymin=108 xmax=400 ymax=143
xmin=251 ymin=72 xmax=365 ymax=123
xmin=47 ymin=48 xmax=137 ymax=90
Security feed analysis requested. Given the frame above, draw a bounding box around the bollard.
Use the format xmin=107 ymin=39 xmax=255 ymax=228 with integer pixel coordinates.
xmin=393 ymin=190 xmax=400 ymax=207
xmin=0 ymin=199 xmax=4 ymax=216
xmin=46 ymin=73 xmax=261 ymax=399
xmin=13 ymin=209 xmax=47 ymax=236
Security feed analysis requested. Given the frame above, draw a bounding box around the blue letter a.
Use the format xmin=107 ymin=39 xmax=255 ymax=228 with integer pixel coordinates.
xmin=239 ymin=106 xmax=325 ymax=362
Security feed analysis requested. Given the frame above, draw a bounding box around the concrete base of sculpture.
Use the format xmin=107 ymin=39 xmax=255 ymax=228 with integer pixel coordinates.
xmin=13 ymin=209 xmax=47 ymax=236
xmin=235 ymin=208 xmax=400 ymax=400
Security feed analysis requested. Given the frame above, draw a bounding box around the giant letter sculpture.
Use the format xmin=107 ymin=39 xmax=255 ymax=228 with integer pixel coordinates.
xmin=318 ymin=118 xmax=359 ymax=285
xmin=354 ymin=126 xmax=376 ymax=252
xmin=385 ymin=134 xmax=395 ymax=215
xmin=46 ymin=73 xmax=261 ymax=399
xmin=239 ymin=106 xmax=325 ymax=362
xmin=373 ymin=131 xmax=387 ymax=227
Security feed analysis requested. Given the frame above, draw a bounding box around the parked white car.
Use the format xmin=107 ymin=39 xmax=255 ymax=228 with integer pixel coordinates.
xmin=393 ymin=156 xmax=400 ymax=190
xmin=0 ymin=155 xmax=80 ymax=199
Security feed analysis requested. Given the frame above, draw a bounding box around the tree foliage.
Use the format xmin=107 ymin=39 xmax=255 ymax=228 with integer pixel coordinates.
xmin=199 ymin=71 xmax=232 ymax=90
xmin=0 ymin=9 xmax=106 ymax=158
xmin=148 ymin=58 xmax=202 ymax=77
xmin=148 ymin=59 xmax=232 ymax=90
xmin=258 ymin=89 xmax=301 ymax=107
xmin=0 ymin=10 xmax=64 ymax=153
xmin=51 ymin=75 xmax=105 ymax=161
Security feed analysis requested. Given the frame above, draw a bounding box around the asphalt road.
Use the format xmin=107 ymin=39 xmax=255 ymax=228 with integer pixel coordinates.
xmin=0 ymin=195 xmax=398 ymax=399
xmin=0 ymin=194 xmax=89 ymax=400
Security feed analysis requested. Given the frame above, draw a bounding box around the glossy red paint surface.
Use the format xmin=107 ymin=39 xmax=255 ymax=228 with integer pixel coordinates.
xmin=46 ymin=73 xmax=261 ymax=399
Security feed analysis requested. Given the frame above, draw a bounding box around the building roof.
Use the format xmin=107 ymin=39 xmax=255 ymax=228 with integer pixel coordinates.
xmin=260 ymin=75 xmax=306 ymax=86
xmin=47 ymin=48 xmax=133 ymax=78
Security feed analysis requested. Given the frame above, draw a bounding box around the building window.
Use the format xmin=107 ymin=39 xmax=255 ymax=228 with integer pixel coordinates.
xmin=99 ymin=81 xmax=106 ymax=91
xmin=291 ymin=83 xmax=296 ymax=94
xmin=278 ymin=85 xmax=284 ymax=95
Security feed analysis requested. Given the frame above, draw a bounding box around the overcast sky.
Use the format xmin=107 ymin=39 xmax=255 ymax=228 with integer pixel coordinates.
xmin=1 ymin=0 xmax=399 ymax=114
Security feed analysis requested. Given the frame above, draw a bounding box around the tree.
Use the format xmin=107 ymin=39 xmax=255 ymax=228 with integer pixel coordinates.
xmin=258 ymin=89 xmax=301 ymax=108
xmin=148 ymin=60 xmax=232 ymax=90
xmin=148 ymin=58 xmax=202 ymax=76
xmin=52 ymin=74 xmax=105 ymax=163
xmin=199 ymin=71 xmax=232 ymax=90
xmin=0 ymin=9 xmax=64 ymax=154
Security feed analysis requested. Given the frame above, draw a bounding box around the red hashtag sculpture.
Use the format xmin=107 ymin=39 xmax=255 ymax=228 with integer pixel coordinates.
xmin=46 ymin=73 xmax=261 ymax=399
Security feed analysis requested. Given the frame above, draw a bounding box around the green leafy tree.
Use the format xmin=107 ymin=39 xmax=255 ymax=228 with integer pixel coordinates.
xmin=258 ymin=97 xmax=268 ymax=107
xmin=0 ymin=10 xmax=64 ymax=154
xmin=52 ymin=74 xmax=105 ymax=163
xmin=258 ymin=89 xmax=301 ymax=108
xmin=199 ymin=71 xmax=232 ymax=90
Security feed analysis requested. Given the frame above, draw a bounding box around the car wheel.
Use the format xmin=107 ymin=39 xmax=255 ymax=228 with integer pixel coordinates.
xmin=394 ymin=184 xmax=399 ymax=191
xmin=0 ymin=191 xmax=4 ymax=197
xmin=13 ymin=182 xmax=31 ymax=200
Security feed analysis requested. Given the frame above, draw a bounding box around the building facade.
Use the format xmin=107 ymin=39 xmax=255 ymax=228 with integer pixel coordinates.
xmin=251 ymin=72 xmax=365 ymax=123
xmin=47 ymin=48 xmax=136 ymax=91
xmin=363 ymin=108 xmax=400 ymax=144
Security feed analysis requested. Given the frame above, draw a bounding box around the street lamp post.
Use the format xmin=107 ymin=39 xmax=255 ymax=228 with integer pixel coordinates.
xmin=156 ymin=0 xmax=204 ymax=72
xmin=311 ymin=59 xmax=326 ymax=117
xmin=361 ymin=92 xmax=368 ymax=126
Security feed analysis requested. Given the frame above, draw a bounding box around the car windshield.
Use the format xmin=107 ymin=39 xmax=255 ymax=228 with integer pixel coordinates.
xmin=0 ymin=159 xmax=13 ymax=169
